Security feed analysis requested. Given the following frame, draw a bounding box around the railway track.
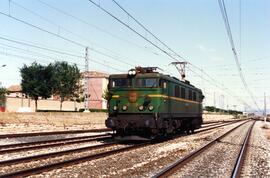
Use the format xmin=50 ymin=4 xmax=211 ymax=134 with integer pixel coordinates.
xmin=0 ymin=119 xmax=245 ymax=155
xmin=0 ymin=119 xmax=248 ymax=177
xmin=0 ymin=128 xmax=112 ymax=139
xmin=201 ymin=119 xmax=240 ymax=128
xmin=0 ymin=142 xmax=150 ymax=178
xmin=196 ymin=119 xmax=247 ymax=134
xmin=0 ymin=120 xmax=243 ymax=154
xmin=152 ymin=120 xmax=255 ymax=178
xmin=0 ymin=133 xmax=111 ymax=154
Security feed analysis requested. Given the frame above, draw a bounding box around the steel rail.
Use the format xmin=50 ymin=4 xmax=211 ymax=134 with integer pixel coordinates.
xmin=0 ymin=128 xmax=112 ymax=139
xmin=152 ymin=120 xmax=252 ymax=178
xmin=195 ymin=119 xmax=247 ymax=134
xmin=0 ymin=133 xmax=109 ymax=150
xmin=231 ymin=121 xmax=255 ymax=178
xmin=0 ymin=120 xmax=244 ymax=154
xmin=0 ymin=120 xmax=237 ymax=154
xmin=200 ymin=120 xmax=240 ymax=129
xmin=0 ymin=142 xmax=117 ymax=166
xmin=0 ymin=142 xmax=150 ymax=178
xmin=203 ymin=118 xmax=248 ymax=124
xmin=0 ymin=134 xmax=111 ymax=154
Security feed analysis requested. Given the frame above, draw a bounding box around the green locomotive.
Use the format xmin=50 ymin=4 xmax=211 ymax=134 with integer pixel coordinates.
xmin=105 ymin=67 xmax=204 ymax=139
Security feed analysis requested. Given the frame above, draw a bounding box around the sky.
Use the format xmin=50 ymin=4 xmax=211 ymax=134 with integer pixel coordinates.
xmin=0 ymin=0 xmax=269 ymax=113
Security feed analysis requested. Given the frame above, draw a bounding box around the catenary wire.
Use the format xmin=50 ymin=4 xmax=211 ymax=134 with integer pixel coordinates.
xmin=91 ymin=0 xmax=252 ymax=109
xmin=37 ymin=0 xmax=161 ymax=58
xmin=100 ymin=0 xmax=252 ymax=110
xmin=218 ymin=0 xmax=261 ymax=112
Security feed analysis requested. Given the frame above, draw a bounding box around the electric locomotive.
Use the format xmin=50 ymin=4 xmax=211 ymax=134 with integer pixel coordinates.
xmin=105 ymin=67 xmax=204 ymax=139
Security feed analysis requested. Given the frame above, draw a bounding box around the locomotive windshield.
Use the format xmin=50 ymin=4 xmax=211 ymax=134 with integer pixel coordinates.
xmin=109 ymin=77 xmax=160 ymax=88
xmin=135 ymin=78 xmax=158 ymax=88
xmin=110 ymin=78 xmax=132 ymax=88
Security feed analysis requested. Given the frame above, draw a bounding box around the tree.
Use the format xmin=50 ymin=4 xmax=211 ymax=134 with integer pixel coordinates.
xmin=20 ymin=62 xmax=54 ymax=111
xmin=102 ymin=89 xmax=111 ymax=101
xmin=52 ymin=61 xmax=81 ymax=110
xmin=0 ymin=87 xmax=7 ymax=100
xmin=0 ymin=87 xmax=7 ymax=110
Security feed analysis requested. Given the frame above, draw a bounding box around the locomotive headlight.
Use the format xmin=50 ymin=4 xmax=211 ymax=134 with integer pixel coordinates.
xmin=138 ymin=105 xmax=144 ymax=111
xmin=122 ymin=105 xmax=128 ymax=111
xmin=128 ymin=69 xmax=136 ymax=76
xmin=113 ymin=106 xmax=118 ymax=111
xmin=148 ymin=105 xmax=154 ymax=111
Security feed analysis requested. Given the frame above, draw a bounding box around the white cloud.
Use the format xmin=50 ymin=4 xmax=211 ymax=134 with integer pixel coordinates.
xmin=197 ymin=44 xmax=216 ymax=53
xmin=197 ymin=44 xmax=224 ymax=62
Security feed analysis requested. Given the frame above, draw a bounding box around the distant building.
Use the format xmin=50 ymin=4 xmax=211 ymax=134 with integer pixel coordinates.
xmin=7 ymin=85 xmax=23 ymax=98
xmin=85 ymin=71 xmax=109 ymax=110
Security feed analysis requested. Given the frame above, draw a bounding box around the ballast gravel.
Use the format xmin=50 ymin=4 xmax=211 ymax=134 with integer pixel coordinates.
xmin=0 ymin=144 xmax=126 ymax=176
xmin=241 ymin=121 xmax=270 ymax=177
xmin=171 ymin=121 xmax=252 ymax=178
xmin=28 ymin=121 xmax=246 ymax=178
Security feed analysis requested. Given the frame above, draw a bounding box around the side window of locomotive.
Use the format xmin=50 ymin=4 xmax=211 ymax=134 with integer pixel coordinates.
xmin=188 ymin=90 xmax=192 ymax=100
xmin=174 ymin=85 xmax=180 ymax=97
xmin=163 ymin=82 xmax=167 ymax=89
xmin=160 ymin=79 xmax=167 ymax=89
xmin=181 ymin=87 xmax=185 ymax=99
xmin=193 ymin=92 xmax=197 ymax=101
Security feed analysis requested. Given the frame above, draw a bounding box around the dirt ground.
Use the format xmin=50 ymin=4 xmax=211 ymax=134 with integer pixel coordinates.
xmin=0 ymin=112 xmax=236 ymax=134
xmin=0 ymin=112 xmax=106 ymax=134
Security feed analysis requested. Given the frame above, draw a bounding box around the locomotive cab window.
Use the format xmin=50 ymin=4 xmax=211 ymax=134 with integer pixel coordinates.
xmin=136 ymin=78 xmax=158 ymax=87
xmin=110 ymin=78 xmax=132 ymax=88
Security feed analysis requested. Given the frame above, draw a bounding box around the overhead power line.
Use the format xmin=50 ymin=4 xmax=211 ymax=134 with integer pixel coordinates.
xmin=111 ymin=0 xmax=186 ymax=61
xmin=0 ymin=35 xmax=134 ymax=68
xmin=88 ymin=0 xmax=253 ymax=109
xmin=37 ymin=0 xmax=161 ymax=58
xmin=13 ymin=0 xmax=143 ymax=66
xmin=0 ymin=46 xmax=124 ymax=73
xmin=187 ymin=66 xmax=252 ymax=110
xmin=0 ymin=11 xmax=86 ymax=48
xmin=0 ymin=36 xmax=84 ymax=58
xmin=0 ymin=42 xmax=84 ymax=67
xmin=2 ymin=1 xmax=142 ymax=68
xmin=87 ymin=0 xmax=180 ymax=62
xmin=113 ymin=0 xmax=229 ymax=84
xmin=111 ymin=0 xmax=224 ymax=86
xmin=218 ymin=0 xmax=261 ymax=113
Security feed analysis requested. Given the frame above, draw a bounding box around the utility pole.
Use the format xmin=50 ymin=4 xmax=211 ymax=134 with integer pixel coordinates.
xmin=264 ymin=92 xmax=266 ymax=123
xmin=84 ymin=47 xmax=90 ymax=112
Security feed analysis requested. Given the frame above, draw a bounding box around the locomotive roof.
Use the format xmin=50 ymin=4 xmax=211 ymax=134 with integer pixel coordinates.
xmin=109 ymin=72 xmax=202 ymax=92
